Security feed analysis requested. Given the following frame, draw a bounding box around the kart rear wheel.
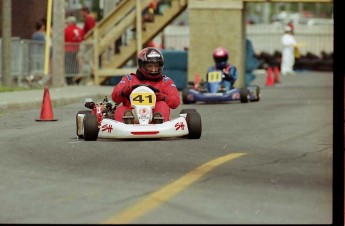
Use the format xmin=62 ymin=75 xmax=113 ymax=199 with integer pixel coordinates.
xmin=83 ymin=114 xmax=99 ymax=141
xmin=240 ymin=88 xmax=249 ymax=103
xmin=76 ymin=110 xmax=92 ymax=138
xmin=182 ymin=88 xmax=196 ymax=104
xmin=186 ymin=112 xmax=202 ymax=139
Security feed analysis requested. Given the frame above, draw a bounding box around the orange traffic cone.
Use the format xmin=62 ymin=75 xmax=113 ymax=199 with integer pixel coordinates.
xmin=36 ymin=86 xmax=58 ymax=121
xmin=193 ymin=73 xmax=201 ymax=89
xmin=273 ymin=66 xmax=281 ymax=83
xmin=265 ymin=67 xmax=274 ymax=86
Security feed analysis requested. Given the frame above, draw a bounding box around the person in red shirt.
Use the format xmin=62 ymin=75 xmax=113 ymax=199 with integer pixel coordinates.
xmin=111 ymin=47 xmax=180 ymax=124
xmin=81 ymin=6 xmax=96 ymax=38
xmin=64 ymin=16 xmax=83 ymax=84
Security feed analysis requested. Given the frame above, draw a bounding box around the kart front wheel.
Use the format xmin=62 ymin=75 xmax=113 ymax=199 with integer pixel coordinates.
xmin=240 ymin=88 xmax=249 ymax=103
xmin=186 ymin=112 xmax=202 ymax=139
xmin=83 ymin=114 xmax=99 ymax=141
xmin=182 ymin=88 xmax=196 ymax=104
xmin=76 ymin=110 xmax=92 ymax=138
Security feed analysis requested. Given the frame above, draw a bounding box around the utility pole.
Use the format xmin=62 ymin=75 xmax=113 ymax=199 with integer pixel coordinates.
xmin=51 ymin=0 xmax=65 ymax=87
xmin=1 ymin=0 xmax=12 ymax=87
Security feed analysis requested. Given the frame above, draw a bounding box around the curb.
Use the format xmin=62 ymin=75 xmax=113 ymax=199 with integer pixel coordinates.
xmin=0 ymin=93 xmax=107 ymax=113
xmin=0 ymin=86 xmax=114 ymax=114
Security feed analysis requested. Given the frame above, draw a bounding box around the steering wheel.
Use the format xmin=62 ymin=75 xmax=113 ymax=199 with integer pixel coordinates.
xmin=131 ymin=84 xmax=160 ymax=93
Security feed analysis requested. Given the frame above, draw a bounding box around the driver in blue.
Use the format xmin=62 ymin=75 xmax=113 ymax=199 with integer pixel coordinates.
xmin=206 ymin=47 xmax=238 ymax=92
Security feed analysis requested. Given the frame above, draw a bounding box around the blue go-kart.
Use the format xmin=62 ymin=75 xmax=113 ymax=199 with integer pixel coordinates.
xmin=182 ymin=71 xmax=260 ymax=104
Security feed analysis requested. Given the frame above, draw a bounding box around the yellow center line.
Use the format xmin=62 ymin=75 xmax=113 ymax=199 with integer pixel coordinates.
xmin=102 ymin=152 xmax=246 ymax=224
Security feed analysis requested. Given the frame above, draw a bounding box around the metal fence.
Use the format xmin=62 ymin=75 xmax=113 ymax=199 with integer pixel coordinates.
xmin=0 ymin=24 xmax=333 ymax=82
xmin=246 ymin=24 xmax=333 ymax=56
xmin=0 ymin=39 xmax=93 ymax=85
xmin=0 ymin=38 xmax=47 ymax=78
xmin=155 ymin=24 xmax=333 ymax=55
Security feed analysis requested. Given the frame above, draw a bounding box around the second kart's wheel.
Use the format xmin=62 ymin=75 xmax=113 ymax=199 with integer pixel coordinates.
xmin=251 ymin=85 xmax=261 ymax=102
xmin=240 ymin=88 xmax=249 ymax=103
xmin=76 ymin=110 xmax=92 ymax=138
xmin=182 ymin=88 xmax=196 ymax=104
xmin=250 ymin=85 xmax=260 ymax=102
xmin=83 ymin=114 xmax=99 ymax=141
xmin=187 ymin=81 xmax=195 ymax=88
xmin=255 ymin=86 xmax=261 ymax=101
xmin=186 ymin=112 xmax=202 ymax=139
xmin=180 ymin=109 xmax=197 ymax=114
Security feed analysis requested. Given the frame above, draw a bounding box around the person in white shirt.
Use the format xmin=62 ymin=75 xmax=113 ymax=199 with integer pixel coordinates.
xmin=281 ymin=26 xmax=297 ymax=75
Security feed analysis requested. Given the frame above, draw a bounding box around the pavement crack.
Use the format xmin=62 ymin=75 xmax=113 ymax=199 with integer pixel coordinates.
xmin=248 ymin=147 xmax=331 ymax=168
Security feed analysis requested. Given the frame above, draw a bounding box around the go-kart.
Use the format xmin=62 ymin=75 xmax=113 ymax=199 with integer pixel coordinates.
xmin=76 ymin=85 xmax=202 ymax=141
xmin=182 ymin=72 xmax=260 ymax=104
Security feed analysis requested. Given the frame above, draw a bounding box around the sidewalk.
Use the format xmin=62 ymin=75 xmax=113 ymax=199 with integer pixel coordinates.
xmin=0 ymin=85 xmax=114 ymax=113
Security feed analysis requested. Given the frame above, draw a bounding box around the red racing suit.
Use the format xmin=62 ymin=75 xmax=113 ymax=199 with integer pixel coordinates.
xmin=111 ymin=73 xmax=180 ymax=122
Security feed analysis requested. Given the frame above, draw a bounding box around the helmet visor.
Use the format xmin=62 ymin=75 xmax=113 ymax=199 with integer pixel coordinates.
xmin=214 ymin=56 xmax=228 ymax=63
xmin=144 ymin=63 xmax=160 ymax=73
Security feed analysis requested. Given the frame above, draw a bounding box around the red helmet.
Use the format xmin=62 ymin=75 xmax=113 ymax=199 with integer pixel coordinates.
xmin=213 ymin=47 xmax=229 ymax=69
xmin=137 ymin=47 xmax=164 ymax=80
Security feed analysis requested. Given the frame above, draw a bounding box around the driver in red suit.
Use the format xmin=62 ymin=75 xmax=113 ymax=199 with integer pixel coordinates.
xmin=111 ymin=47 xmax=180 ymax=124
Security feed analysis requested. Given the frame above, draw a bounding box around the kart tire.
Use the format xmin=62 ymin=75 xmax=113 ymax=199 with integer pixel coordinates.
xmin=186 ymin=112 xmax=202 ymax=139
xmin=83 ymin=114 xmax=99 ymax=141
xmin=182 ymin=88 xmax=196 ymax=104
xmin=187 ymin=81 xmax=195 ymax=87
xmin=76 ymin=110 xmax=92 ymax=138
xmin=240 ymin=88 xmax=249 ymax=103
xmin=180 ymin=109 xmax=197 ymax=114
xmin=251 ymin=85 xmax=260 ymax=102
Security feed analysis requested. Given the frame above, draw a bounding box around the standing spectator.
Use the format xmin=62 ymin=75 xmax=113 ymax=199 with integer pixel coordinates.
xmin=245 ymin=39 xmax=259 ymax=86
xmin=142 ymin=0 xmax=157 ymax=24
xmin=30 ymin=20 xmax=46 ymax=79
xmin=81 ymin=6 xmax=96 ymax=38
xmin=64 ymin=16 xmax=84 ymax=84
xmin=132 ymin=0 xmax=157 ymax=32
xmin=281 ymin=26 xmax=297 ymax=76
xmin=31 ymin=20 xmax=46 ymax=41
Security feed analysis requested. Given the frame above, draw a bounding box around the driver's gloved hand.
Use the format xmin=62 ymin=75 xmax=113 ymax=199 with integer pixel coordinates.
xmin=222 ymin=71 xmax=234 ymax=83
xmin=155 ymin=92 xmax=166 ymax=101
xmin=121 ymin=85 xmax=132 ymax=97
xmin=102 ymin=108 xmax=109 ymax=114
xmin=222 ymin=69 xmax=230 ymax=79
xmin=106 ymin=102 xmax=113 ymax=109
xmin=85 ymin=101 xmax=95 ymax=109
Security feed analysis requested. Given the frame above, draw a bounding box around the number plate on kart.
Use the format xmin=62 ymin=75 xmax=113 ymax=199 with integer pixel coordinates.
xmin=207 ymin=71 xmax=222 ymax=82
xmin=130 ymin=93 xmax=155 ymax=106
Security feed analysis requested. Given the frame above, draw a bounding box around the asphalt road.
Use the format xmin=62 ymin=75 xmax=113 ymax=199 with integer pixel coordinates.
xmin=0 ymin=71 xmax=334 ymax=224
